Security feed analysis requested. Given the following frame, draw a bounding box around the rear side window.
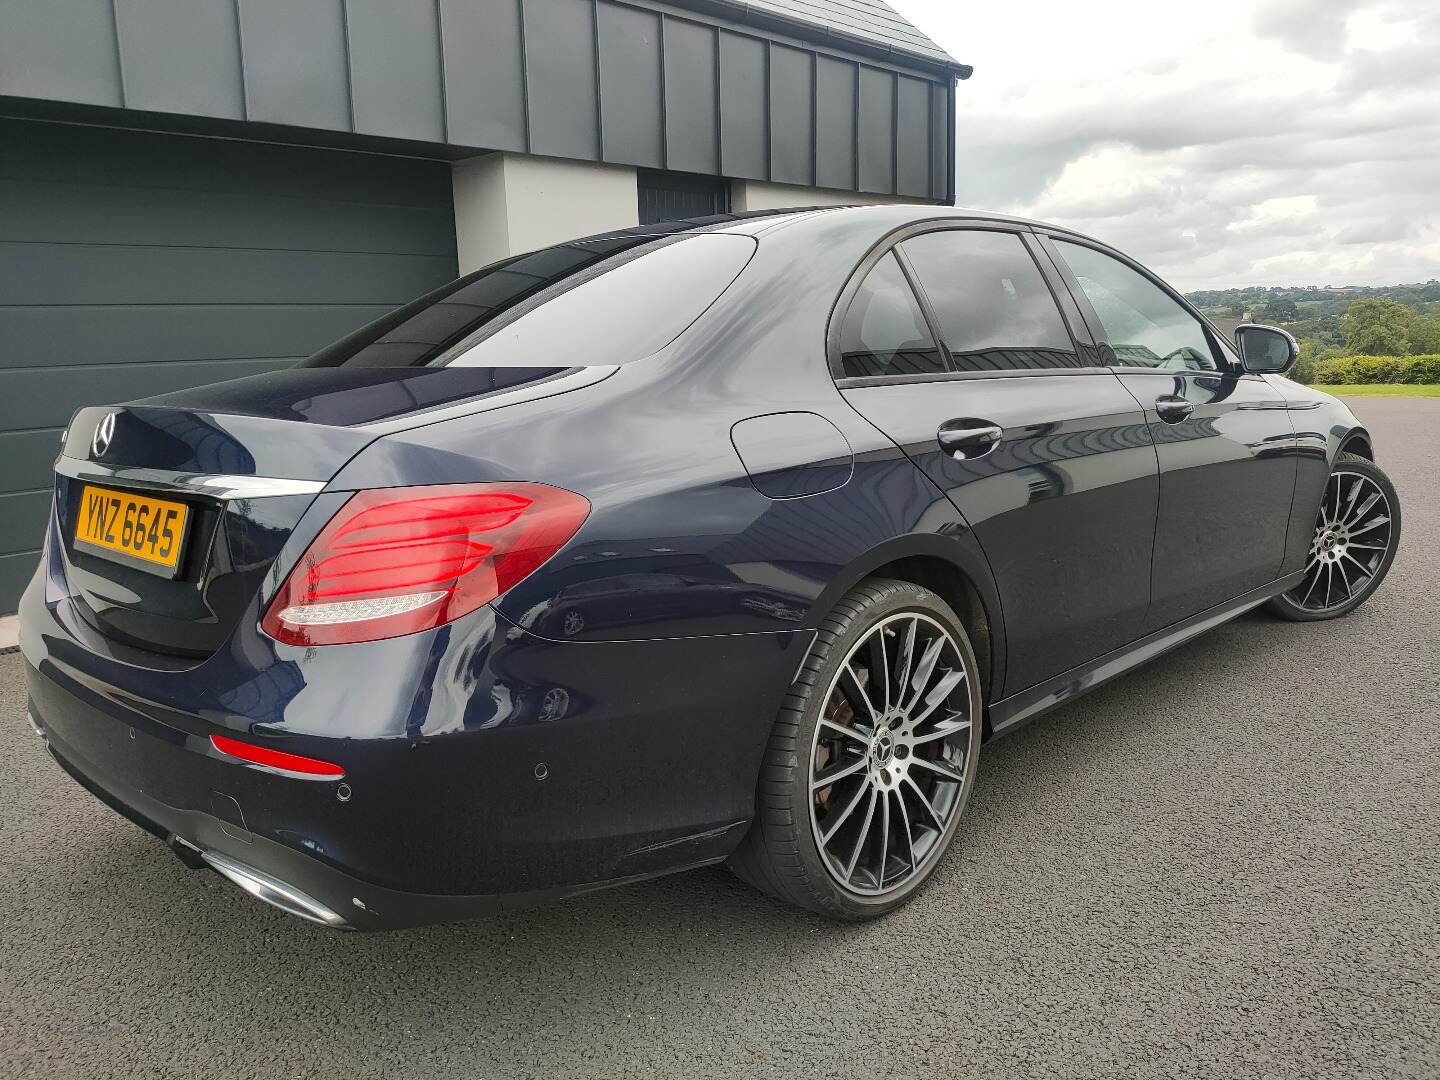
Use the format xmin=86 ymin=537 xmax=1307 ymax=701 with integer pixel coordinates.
xmin=837 ymin=253 xmax=945 ymax=378
xmin=899 ymin=230 xmax=1079 ymax=371
xmin=1053 ymin=240 xmax=1218 ymax=371
xmin=303 ymin=232 xmax=755 ymax=369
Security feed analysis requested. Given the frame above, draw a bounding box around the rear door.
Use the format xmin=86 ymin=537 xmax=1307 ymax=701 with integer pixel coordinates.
xmin=1042 ymin=235 xmax=1296 ymax=628
xmin=834 ymin=224 xmax=1160 ymax=697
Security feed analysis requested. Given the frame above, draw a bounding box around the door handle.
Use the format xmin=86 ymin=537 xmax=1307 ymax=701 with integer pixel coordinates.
xmin=1155 ymin=396 xmax=1194 ymax=424
xmin=937 ymin=419 xmax=1004 ymax=460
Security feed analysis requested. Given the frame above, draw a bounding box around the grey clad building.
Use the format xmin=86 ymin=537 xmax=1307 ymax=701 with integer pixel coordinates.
xmin=0 ymin=0 xmax=968 ymax=612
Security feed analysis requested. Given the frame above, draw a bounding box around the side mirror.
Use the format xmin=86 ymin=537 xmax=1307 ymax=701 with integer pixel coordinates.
xmin=1235 ymin=324 xmax=1298 ymax=374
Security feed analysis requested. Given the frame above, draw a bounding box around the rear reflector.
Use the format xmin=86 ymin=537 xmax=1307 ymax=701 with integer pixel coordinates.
xmin=260 ymin=482 xmax=590 ymax=646
xmin=210 ymin=734 xmax=345 ymax=779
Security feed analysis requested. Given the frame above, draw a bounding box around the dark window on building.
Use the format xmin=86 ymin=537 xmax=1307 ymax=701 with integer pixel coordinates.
xmin=1053 ymin=241 xmax=1218 ymax=371
xmin=303 ymin=233 xmax=755 ymax=369
xmin=837 ymin=253 xmax=945 ymax=378
xmin=900 ymin=230 xmax=1079 ymax=371
xmin=638 ymin=170 xmax=732 ymax=224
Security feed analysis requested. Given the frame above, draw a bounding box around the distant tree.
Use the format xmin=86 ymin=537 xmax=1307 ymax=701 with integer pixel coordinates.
xmin=1409 ymin=313 xmax=1440 ymax=354
xmin=1341 ymin=298 xmax=1412 ymax=356
xmin=1290 ymin=338 xmax=1344 ymax=383
xmin=1289 ymin=348 xmax=1317 ymax=385
xmin=1287 ymin=316 xmax=1344 ymax=351
xmin=1259 ymin=298 xmax=1299 ymax=322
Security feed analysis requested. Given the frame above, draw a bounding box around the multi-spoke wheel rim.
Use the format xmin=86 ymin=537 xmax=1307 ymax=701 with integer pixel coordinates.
xmin=1288 ymin=468 xmax=1393 ymax=613
xmin=808 ymin=612 xmax=976 ymax=897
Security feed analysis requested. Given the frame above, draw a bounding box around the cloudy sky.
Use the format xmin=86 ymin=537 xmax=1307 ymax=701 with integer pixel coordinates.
xmin=889 ymin=0 xmax=1440 ymax=291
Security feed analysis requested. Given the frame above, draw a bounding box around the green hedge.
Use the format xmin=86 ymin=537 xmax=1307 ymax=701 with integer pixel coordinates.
xmin=1314 ymin=354 xmax=1440 ymax=384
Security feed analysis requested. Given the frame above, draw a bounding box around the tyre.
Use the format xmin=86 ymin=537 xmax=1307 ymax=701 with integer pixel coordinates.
xmin=1267 ymin=452 xmax=1401 ymax=622
xmin=728 ymin=578 xmax=983 ymax=919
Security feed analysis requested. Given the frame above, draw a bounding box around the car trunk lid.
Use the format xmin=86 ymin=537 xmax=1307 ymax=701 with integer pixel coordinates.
xmin=52 ymin=365 xmax=567 ymax=658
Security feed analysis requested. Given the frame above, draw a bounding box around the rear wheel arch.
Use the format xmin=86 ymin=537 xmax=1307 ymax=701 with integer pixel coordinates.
xmin=729 ymin=576 xmax=985 ymax=917
xmin=808 ymin=537 xmax=1004 ymax=716
xmin=863 ymin=556 xmax=996 ymax=713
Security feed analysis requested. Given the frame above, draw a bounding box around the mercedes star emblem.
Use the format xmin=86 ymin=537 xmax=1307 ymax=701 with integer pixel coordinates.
xmin=92 ymin=412 xmax=117 ymax=458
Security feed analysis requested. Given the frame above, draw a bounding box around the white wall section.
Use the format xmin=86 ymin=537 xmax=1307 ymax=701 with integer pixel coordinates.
xmin=453 ymin=154 xmax=640 ymax=272
xmin=731 ymin=180 xmax=929 ymax=212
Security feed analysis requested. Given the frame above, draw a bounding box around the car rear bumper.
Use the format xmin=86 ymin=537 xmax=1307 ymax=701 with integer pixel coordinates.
xmin=36 ymin=713 xmax=716 ymax=930
xmin=20 ymin=572 xmax=809 ymax=930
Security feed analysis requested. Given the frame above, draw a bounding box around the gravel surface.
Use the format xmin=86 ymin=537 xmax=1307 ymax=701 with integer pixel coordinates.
xmin=2 ymin=398 xmax=1436 ymax=1080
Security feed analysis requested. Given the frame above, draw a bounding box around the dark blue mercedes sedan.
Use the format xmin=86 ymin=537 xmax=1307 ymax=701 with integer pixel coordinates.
xmin=20 ymin=206 xmax=1400 ymax=928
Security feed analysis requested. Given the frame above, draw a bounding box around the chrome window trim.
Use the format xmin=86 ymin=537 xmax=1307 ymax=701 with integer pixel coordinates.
xmin=356 ymin=364 xmax=621 ymax=435
xmin=836 ymin=366 xmax=1113 ymax=388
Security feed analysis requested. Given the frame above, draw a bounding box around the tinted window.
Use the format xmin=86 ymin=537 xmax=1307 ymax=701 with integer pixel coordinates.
xmin=900 ymin=230 xmax=1078 ymax=371
xmin=837 ymin=253 xmax=944 ymax=378
xmin=1054 ymin=240 xmax=1218 ymax=371
xmin=303 ymin=233 xmax=755 ymax=369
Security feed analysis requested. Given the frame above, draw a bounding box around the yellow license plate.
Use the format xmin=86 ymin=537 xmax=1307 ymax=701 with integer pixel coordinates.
xmin=74 ymin=485 xmax=190 ymax=577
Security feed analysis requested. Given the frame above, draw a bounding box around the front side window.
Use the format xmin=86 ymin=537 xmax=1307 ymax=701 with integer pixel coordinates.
xmin=899 ymin=230 xmax=1078 ymax=371
xmin=837 ymin=253 xmax=945 ymax=378
xmin=1054 ymin=240 xmax=1218 ymax=371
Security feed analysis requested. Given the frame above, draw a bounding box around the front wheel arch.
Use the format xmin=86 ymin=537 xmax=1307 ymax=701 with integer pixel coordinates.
xmin=1268 ymin=452 xmax=1400 ymax=621
xmin=1338 ymin=430 xmax=1373 ymax=461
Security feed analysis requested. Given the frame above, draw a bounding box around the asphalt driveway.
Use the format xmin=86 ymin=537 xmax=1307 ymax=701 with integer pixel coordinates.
xmin=2 ymin=397 xmax=1436 ymax=1080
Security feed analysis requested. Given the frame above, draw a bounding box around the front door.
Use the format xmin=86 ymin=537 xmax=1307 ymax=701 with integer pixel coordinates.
xmin=1045 ymin=237 xmax=1297 ymax=628
xmin=834 ymin=227 xmax=1160 ymax=696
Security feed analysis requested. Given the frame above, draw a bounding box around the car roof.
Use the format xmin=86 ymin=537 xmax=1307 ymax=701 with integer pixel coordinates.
xmin=574 ymin=203 xmax=1073 ymax=245
xmin=715 ymin=204 xmax=1125 ymax=260
xmin=718 ymin=203 xmax=1049 ymax=234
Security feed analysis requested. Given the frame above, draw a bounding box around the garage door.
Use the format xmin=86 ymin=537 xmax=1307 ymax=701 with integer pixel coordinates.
xmin=0 ymin=119 xmax=458 ymax=613
xmin=637 ymin=169 xmax=732 ymax=225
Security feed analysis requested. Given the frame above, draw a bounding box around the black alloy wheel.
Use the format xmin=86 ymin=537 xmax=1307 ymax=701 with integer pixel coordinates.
xmin=729 ymin=579 xmax=983 ymax=919
xmin=1268 ymin=452 xmax=1401 ymax=621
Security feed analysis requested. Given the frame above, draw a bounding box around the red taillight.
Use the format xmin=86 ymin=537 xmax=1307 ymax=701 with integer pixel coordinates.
xmin=210 ymin=734 xmax=345 ymax=778
xmin=261 ymin=482 xmax=590 ymax=646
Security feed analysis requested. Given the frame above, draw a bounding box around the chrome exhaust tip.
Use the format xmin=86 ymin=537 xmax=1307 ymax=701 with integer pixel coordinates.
xmin=200 ymin=850 xmax=351 ymax=929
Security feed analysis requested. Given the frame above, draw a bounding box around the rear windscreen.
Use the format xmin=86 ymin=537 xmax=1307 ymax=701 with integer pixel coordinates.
xmin=302 ymin=232 xmax=756 ymax=370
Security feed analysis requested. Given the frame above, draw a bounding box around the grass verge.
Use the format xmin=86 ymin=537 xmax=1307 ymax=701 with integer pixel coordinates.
xmin=1323 ymin=384 xmax=1440 ymax=397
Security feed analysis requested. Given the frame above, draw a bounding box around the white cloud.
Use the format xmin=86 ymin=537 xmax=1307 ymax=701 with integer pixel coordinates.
xmin=1253 ymin=0 xmax=1365 ymax=59
xmin=889 ymin=0 xmax=1440 ymax=289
